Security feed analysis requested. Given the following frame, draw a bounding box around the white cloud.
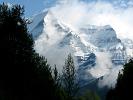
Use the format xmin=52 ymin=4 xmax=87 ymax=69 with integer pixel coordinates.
xmin=88 ymin=52 xmax=123 ymax=88
xmin=36 ymin=0 xmax=132 ymax=88
xmin=49 ymin=0 xmax=133 ymax=40
xmin=88 ymin=52 xmax=112 ymax=78
xmin=98 ymin=66 xmax=123 ymax=88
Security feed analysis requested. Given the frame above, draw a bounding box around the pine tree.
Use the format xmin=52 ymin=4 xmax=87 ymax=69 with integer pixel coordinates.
xmin=62 ymin=54 xmax=79 ymax=99
xmin=0 ymin=3 xmax=34 ymax=99
xmin=106 ymin=59 xmax=133 ymax=100
xmin=0 ymin=3 xmax=60 ymax=100
xmin=31 ymin=53 xmax=57 ymax=100
xmin=53 ymin=65 xmax=69 ymax=100
xmin=78 ymin=90 xmax=101 ymax=100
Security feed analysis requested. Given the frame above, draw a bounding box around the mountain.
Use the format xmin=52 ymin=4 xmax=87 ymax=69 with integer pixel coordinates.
xmin=80 ymin=25 xmax=121 ymax=49
xmin=28 ymin=11 xmax=48 ymax=38
xmin=29 ymin=10 xmax=133 ymax=89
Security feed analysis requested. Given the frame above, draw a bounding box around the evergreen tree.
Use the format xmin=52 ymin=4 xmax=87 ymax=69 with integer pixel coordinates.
xmin=0 ymin=3 xmax=34 ymax=99
xmin=62 ymin=54 xmax=79 ymax=99
xmin=53 ymin=65 xmax=69 ymax=100
xmin=31 ymin=53 xmax=57 ymax=100
xmin=53 ymin=65 xmax=60 ymax=86
xmin=0 ymin=3 xmax=60 ymax=100
xmin=77 ymin=90 xmax=101 ymax=100
xmin=0 ymin=3 xmax=102 ymax=100
xmin=106 ymin=59 xmax=133 ymax=100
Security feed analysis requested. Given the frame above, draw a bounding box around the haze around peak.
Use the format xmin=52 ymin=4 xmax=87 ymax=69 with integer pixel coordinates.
xmin=48 ymin=0 xmax=133 ymax=40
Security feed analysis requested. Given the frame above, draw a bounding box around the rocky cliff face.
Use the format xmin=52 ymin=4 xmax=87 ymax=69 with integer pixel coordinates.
xmin=29 ymin=10 xmax=133 ymax=87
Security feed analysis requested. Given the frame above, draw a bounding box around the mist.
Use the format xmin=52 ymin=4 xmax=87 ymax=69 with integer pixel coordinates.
xmin=98 ymin=65 xmax=123 ymax=88
xmin=87 ymin=52 xmax=123 ymax=88
xmin=49 ymin=0 xmax=133 ymax=40
xmin=34 ymin=0 xmax=133 ymax=88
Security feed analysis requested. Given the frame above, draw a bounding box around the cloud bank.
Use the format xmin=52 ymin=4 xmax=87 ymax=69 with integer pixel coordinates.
xmin=88 ymin=52 xmax=123 ymax=88
xmin=49 ymin=0 xmax=133 ymax=40
xmin=39 ymin=0 xmax=132 ymax=88
xmin=88 ymin=52 xmax=113 ymax=78
xmin=98 ymin=66 xmax=123 ymax=88
xmin=48 ymin=0 xmax=132 ymax=88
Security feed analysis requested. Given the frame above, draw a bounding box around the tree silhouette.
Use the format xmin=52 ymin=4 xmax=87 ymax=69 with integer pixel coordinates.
xmin=62 ymin=54 xmax=79 ymax=99
xmin=106 ymin=59 xmax=133 ymax=100
xmin=0 ymin=3 xmax=60 ymax=100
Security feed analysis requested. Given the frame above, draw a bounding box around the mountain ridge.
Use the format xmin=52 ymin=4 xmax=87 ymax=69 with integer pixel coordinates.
xmin=29 ymin=10 xmax=133 ymax=88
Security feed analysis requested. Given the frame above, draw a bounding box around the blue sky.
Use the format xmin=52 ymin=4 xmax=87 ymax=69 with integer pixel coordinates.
xmin=39 ymin=0 xmax=133 ymax=39
xmin=0 ymin=0 xmax=133 ymax=39
xmin=0 ymin=0 xmax=132 ymax=17
xmin=0 ymin=0 xmax=56 ymax=17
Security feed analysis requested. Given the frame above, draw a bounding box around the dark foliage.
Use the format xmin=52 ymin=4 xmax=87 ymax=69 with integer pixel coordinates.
xmin=106 ymin=59 xmax=133 ymax=100
xmin=0 ymin=3 xmax=102 ymax=100
xmin=0 ymin=3 xmax=59 ymax=100
xmin=62 ymin=54 xmax=79 ymax=99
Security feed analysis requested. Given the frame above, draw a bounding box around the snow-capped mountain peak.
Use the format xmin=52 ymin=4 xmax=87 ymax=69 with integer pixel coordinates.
xmin=79 ymin=24 xmax=120 ymax=49
xmin=29 ymin=11 xmax=133 ymax=88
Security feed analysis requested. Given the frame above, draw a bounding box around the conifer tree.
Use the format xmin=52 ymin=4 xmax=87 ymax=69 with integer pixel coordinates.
xmin=106 ymin=59 xmax=133 ymax=100
xmin=0 ymin=3 xmax=60 ymax=100
xmin=62 ymin=54 xmax=79 ymax=99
